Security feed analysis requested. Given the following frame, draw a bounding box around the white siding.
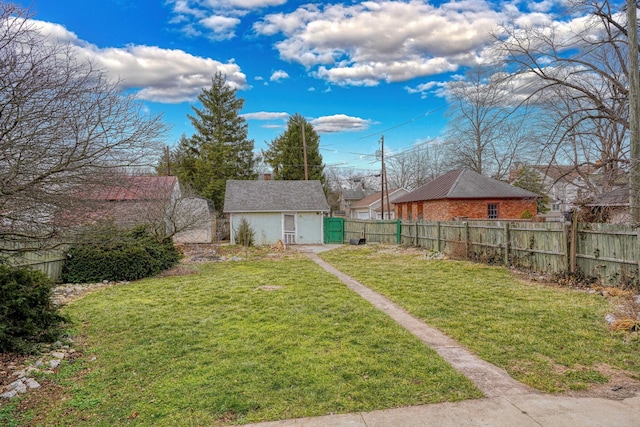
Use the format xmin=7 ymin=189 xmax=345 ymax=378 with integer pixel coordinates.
xmin=230 ymin=211 xmax=324 ymax=245
xmin=230 ymin=212 xmax=282 ymax=245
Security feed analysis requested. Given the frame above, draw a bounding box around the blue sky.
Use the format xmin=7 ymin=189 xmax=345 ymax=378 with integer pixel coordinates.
xmin=20 ymin=0 xmax=569 ymax=171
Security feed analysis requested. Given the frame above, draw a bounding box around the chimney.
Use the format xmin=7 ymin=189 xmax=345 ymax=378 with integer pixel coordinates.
xmin=263 ymin=173 xmax=272 ymax=181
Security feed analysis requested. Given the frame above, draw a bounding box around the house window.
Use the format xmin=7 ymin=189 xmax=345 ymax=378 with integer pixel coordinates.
xmin=551 ymin=202 xmax=560 ymax=212
xmin=488 ymin=203 xmax=498 ymax=219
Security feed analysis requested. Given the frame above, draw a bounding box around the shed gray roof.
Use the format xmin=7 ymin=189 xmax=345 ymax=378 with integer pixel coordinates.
xmin=223 ymin=180 xmax=330 ymax=213
xmin=586 ymin=185 xmax=629 ymax=207
xmin=394 ymin=169 xmax=540 ymax=204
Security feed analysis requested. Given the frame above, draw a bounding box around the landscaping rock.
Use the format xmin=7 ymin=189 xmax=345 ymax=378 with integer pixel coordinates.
xmin=7 ymin=380 xmax=27 ymax=394
xmin=51 ymin=351 xmax=66 ymax=359
xmin=7 ymin=379 xmax=24 ymax=391
xmin=605 ymin=313 xmax=616 ymax=324
xmin=25 ymin=378 xmax=41 ymax=389
xmin=0 ymin=389 xmax=18 ymax=399
xmin=49 ymin=359 xmax=61 ymax=369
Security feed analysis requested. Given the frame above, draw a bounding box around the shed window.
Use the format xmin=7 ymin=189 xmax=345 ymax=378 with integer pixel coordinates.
xmin=488 ymin=203 xmax=498 ymax=219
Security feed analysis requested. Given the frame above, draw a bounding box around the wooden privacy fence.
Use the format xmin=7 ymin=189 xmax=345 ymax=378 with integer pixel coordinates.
xmin=0 ymin=242 xmax=67 ymax=281
xmin=344 ymin=219 xmax=399 ymax=245
xmin=343 ymin=218 xmax=640 ymax=288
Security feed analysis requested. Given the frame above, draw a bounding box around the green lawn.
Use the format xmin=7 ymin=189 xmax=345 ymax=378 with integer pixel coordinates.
xmin=30 ymin=254 xmax=480 ymax=426
xmin=320 ymin=245 xmax=640 ymax=392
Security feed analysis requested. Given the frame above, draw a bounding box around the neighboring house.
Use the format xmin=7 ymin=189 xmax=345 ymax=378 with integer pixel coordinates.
xmin=223 ymin=180 xmax=330 ymax=245
xmin=512 ymin=164 xmax=596 ymax=221
xmin=393 ymin=169 xmax=539 ymax=221
xmin=339 ymin=187 xmax=375 ymax=217
xmin=349 ymin=188 xmax=409 ymax=220
xmin=83 ymin=176 xmax=213 ymax=243
xmin=583 ymin=185 xmax=630 ymax=223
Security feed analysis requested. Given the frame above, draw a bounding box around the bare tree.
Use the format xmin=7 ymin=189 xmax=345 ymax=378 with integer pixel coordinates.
xmin=386 ymin=140 xmax=448 ymax=190
xmin=0 ymin=3 xmax=166 ymax=252
xmin=494 ymin=0 xmax=632 ymax=191
xmin=442 ymin=66 xmax=536 ymax=179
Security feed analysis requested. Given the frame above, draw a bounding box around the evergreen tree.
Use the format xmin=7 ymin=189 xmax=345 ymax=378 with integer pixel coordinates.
xmin=512 ymin=165 xmax=550 ymax=214
xmin=264 ymin=114 xmax=325 ymax=183
xmin=173 ymin=73 xmax=255 ymax=211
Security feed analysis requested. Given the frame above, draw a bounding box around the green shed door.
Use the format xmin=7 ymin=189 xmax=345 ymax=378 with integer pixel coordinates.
xmin=324 ymin=217 xmax=344 ymax=244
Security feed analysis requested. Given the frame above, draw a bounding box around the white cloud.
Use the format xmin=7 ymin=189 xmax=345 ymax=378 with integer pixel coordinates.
xmin=254 ymin=0 xmax=564 ymax=86
xmin=167 ymin=0 xmax=286 ymax=40
xmin=199 ymin=15 xmax=241 ymax=40
xmin=405 ymin=81 xmax=447 ymax=99
xmin=242 ymin=111 xmax=290 ymax=120
xmin=270 ymin=69 xmax=289 ymax=81
xmin=32 ymin=19 xmax=247 ymax=103
xmin=311 ymin=114 xmax=372 ymax=133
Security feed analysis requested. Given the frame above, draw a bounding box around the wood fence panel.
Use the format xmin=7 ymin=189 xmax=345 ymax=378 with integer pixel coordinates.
xmin=466 ymin=220 xmax=506 ymax=264
xmin=438 ymin=222 xmax=467 ymax=257
xmin=575 ymin=223 xmax=639 ymax=287
xmin=344 ymin=219 xmax=398 ymax=244
xmin=508 ymin=221 xmax=567 ymax=274
xmin=417 ymin=221 xmax=439 ymax=251
xmin=1 ymin=242 xmax=67 ymax=281
xmin=344 ymin=219 xmax=367 ymax=242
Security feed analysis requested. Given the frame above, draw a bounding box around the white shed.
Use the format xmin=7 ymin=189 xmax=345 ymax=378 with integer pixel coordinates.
xmin=223 ymin=180 xmax=330 ymax=245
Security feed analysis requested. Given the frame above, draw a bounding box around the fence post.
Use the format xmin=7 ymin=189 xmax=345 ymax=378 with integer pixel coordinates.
xmin=396 ymin=219 xmax=401 ymax=244
xmin=414 ymin=221 xmax=418 ymax=247
xmin=569 ymin=211 xmax=577 ymax=273
xmin=503 ymin=222 xmax=510 ymax=267
xmin=436 ymin=221 xmax=441 ymax=252
xmin=465 ymin=221 xmax=470 ymax=258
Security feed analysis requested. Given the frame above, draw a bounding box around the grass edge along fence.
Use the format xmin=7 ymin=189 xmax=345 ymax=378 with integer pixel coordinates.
xmin=342 ymin=218 xmax=639 ymax=288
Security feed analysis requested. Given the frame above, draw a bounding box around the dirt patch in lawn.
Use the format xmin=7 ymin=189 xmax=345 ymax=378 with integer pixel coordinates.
xmin=564 ymin=364 xmax=640 ymax=400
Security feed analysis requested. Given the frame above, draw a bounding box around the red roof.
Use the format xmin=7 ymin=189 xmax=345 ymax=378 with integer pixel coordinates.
xmin=394 ymin=169 xmax=540 ymax=204
xmin=85 ymin=176 xmax=178 ymax=201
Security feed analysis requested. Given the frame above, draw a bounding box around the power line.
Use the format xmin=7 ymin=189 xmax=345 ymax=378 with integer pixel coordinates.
xmin=357 ymin=105 xmax=447 ymax=140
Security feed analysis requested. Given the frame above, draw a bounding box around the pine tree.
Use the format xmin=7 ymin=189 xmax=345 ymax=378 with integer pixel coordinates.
xmin=263 ymin=114 xmax=325 ymax=183
xmin=512 ymin=165 xmax=550 ymax=214
xmin=173 ymin=73 xmax=255 ymax=211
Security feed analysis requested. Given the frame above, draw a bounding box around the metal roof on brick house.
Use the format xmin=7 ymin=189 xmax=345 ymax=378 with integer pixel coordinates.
xmin=223 ymin=180 xmax=330 ymax=213
xmin=393 ymin=169 xmax=540 ymax=204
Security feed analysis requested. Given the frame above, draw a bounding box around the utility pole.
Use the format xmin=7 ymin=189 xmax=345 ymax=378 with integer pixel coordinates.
xmin=165 ymin=145 xmax=171 ymax=176
xmin=628 ymin=0 xmax=640 ymax=222
xmin=380 ymin=135 xmax=385 ymax=220
xmin=384 ymin=161 xmax=391 ymax=217
xmin=302 ymin=122 xmax=309 ymax=180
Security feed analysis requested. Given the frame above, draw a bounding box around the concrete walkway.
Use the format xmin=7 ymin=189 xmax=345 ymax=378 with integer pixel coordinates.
xmin=304 ymin=250 xmax=531 ymax=398
xmin=243 ymin=393 xmax=640 ymax=426
xmin=243 ymin=246 xmax=640 ymax=427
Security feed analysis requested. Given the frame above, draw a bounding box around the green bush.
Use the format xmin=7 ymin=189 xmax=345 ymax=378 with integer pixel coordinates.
xmin=0 ymin=264 xmax=67 ymax=353
xmin=520 ymin=209 xmax=534 ymax=219
xmin=234 ymin=217 xmax=255 ymax=247
xmin=63 ymin=225 xmax=181 ymax=283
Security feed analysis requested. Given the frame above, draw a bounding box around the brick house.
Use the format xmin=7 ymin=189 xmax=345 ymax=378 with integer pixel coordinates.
xmin=393 ymin=169 xmax=540 ymax=221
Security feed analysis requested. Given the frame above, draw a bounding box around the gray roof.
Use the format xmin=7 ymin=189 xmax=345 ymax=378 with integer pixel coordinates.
xmin=342 ymin=188 xmax=375 ymax=200
xmin=223 ymin=180 xmax=330 ymax=213
xmin=586 ymin=185 xmax=629 ymax=207
xmin=394 ymin=169 xmax=540 ymax=204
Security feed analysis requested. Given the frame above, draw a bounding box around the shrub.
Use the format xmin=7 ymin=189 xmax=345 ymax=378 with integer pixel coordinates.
xmin=0 ymin=264 xmax=67 ymax=353
xmin=234 ymin=218 xmax=255 ymax=247
xmin=520 ymin=209 xmax=534 ymax=219
xmin=63 ymin=224 xmax=181 ymax=283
